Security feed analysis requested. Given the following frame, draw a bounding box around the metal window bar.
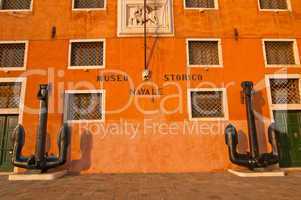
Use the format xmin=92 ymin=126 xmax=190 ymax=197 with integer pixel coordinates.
xmin=191 ymin=91 xmax=224 ymax=118
xmin=265 ymin=41 xmax=295 ymax=65
xmin=185 ymin=0 xmax=215 ymax=8
xmin=259 ymin=0 xmax=288 ymax=9
xmin=270 ymin=79 xmax=300 ymax=104
xmin=0 ymin=43 xmax=25 ymax=68
xmin=1 ymin=0 xmax=32 ymax=10
xmin=0 ymin=82 xmax=21 ymax=109
xmin=74 ymin=0 xmax=104 ymax=9
xmin=188 ymin=41 xmax=219 ymax=65
xmin=71 ymin=42 xmax=104 ymax=67
xmin=67 ymin=93 xmax=102 ymax=121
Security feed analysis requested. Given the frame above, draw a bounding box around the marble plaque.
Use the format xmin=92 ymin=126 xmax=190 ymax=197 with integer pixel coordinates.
xmin=118 ymin=0 xmax=174 ymax=36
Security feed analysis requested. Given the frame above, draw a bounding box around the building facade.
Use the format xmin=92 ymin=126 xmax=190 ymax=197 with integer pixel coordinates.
xmin=0 ymin=0 xmax=301 ymax=173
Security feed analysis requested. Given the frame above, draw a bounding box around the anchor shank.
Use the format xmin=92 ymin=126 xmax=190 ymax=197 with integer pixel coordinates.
xmin=34 ymin=84 xmax=49 ymax=167
xmin=242 ymin=81 xmax=259 ymax=159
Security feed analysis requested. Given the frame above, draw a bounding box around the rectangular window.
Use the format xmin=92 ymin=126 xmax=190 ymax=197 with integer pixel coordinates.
xmin=0 ymin=0 xmax=32 ymax=10
xmin=0 ymin=82 xmax=21 ymax=109
xmin=187 ymin=39 xmax=222 ymax=67
xmin=0 ymin=42 xmax=27 ymax=70
xmin=65 ymin=90 xmax=104 ymax=122
xmin=188 ymin=88 xmax=228 ymax=120
xmin=265 ymin=74 xmax=301 ymax=120
xmin=270 ymin=78 xmax=300 ymax=104
xmin=259 ymin=0 xmax=289 ymax=10
xmin=263 ymin=39 xmax=300 ymax=66
xmin=73 ymin=0 xmax=105 ymax=9
xmin=69 ymin=40 xmax=105 ymax=69
xmin=185 ymin=0 xmax=217 ymax=9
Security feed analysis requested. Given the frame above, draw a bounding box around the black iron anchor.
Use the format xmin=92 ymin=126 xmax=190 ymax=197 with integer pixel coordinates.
xmin=225 ymin=81 xmax=279 ymax=169
xmin=11 ymin=84 xmax=69 ymax=173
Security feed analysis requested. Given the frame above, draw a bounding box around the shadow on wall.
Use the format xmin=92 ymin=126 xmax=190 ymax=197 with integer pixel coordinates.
xmin=45 ymin=133 xmax=51 ymax=153
xmin=235 ymin=90 xmax=268 ymax=154
xmin=69 ymin=130 xmax=93 ymax=173
xmin=253 ymin=90 xmax=268 ymax=153
xmin=237 ymin=130 xmax=248 ymax=154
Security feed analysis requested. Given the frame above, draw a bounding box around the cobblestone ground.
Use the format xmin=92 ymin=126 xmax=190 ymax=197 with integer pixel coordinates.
xmin=0 ymin=172 xmax=301 ymax=200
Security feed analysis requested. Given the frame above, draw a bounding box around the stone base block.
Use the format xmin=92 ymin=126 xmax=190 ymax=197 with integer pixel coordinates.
xmin=8 ymin=170 xmax=67 ymax=181
xmin=228 ymin=169 xmax=286 ymax=177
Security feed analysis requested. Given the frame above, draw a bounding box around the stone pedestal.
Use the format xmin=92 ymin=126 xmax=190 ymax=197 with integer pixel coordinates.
xmin=228 ymin=169 xmax=286 ymax=177
xmin=8 ymin=170 xmax=67 ymax=181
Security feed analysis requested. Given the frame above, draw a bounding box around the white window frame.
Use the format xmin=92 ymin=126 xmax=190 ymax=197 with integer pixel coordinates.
xmin=64 ymin=89 xmax=105 ymax=123
xmin=187 ymin=88 xmax=229 ymax=121
xmin=262 ymin=39 xmax=300 ymax=68
xmin=265 ymin=74 xmax=301 ymax=121
xmin=72 ymin=0 xmax=106 ymax=11
xmin=0 ymin=77 xmax=27 ymax=124
xmin=0 ymin=40 xmax=28 ymax=71
xmin=186 ymin=38 xmax=223 ymax=68
xmin=68 ymin=39 xmax=106 ymax=70
xmin=183 ymin=0 xmax=219 ymax=10
xmin=0 ymin=0 xmax=33 ymax=12
xmin=257 ymin=0 xmax=291 ymax=12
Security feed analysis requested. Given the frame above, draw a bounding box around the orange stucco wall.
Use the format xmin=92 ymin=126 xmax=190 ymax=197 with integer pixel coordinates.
xmin=1 ymin=0 xmax=301 ymax=173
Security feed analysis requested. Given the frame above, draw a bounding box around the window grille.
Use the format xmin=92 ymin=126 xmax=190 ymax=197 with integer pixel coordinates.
xmin=190 ymin=90 xmax=224 ymax=118
xmin=0 ymin=0 xmax=32 ymax=10
xmin=70 ymin=41 xmax=104 ymax=67
xmin=188 ymin=41 xmax=219 ymax=65
xmin=185 ymin=0 xmax=215 ymax=8
xmin=270 ymin=79 xmax=300 ymax=104
xmin=0 ymin=82 xmax=21 ymax=109
xmin=67 ymin=93 xmax=103 ymax=121
xmin=259 ymin=0 xmax=288 ymax=10
xmin=0 ymin=43 xmax=25 ymax=68
xmin=73 ymin=0 xmax=104 ymax=9
xmin=264 ymin=41 xmax=295 ymax=65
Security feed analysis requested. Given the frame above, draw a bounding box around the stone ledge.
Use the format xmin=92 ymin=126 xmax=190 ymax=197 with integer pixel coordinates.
xmin=228 ymin=169 xmax=286 ymax=177
xmin=8 ymin=170 xmax=67 ymax=181
xmin=281 ymin=167 xmax=301 ymax=172
xmin=0 ymin=172 xmax=13 ymax=176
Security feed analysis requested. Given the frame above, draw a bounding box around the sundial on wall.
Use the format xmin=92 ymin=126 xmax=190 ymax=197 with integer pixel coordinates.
xmin=118 ymin=0 xmax=174 ymax=36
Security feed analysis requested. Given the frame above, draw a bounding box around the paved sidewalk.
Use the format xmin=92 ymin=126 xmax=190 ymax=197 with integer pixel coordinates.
xmin=0 ymin=172 xmax=300 ymax=200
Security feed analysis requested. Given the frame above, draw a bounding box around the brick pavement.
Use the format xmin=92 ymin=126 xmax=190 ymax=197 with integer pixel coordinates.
xmin=0 ymin=172 xmax=300 ymax=200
